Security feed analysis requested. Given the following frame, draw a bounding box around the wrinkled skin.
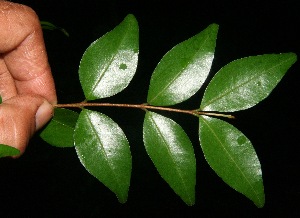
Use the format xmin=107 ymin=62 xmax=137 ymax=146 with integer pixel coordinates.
xmin=0 ymin=0 xmax=57 ymax=155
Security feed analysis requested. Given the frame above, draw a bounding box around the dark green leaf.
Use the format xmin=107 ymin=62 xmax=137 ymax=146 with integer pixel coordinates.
xmin=79 ymin=14 xmax=139 ymax=100
xmin=199 ymin=116 xmax=265 ymax=207
xmin=0 ymin=95 xmax=2 ymax=104
xmin=41 ymin=21 xmax=57 ymax=30
xmin=200 ymin=53 xmax=297 ymax=112
xmin=40 ymin=21 xmax=69 ymax=37
xmin=40 ymin=108 xmax=79 ymax=147
xmin=74 ymin=109 xmax=131 ymax=203
xmin=143 ymin=111 xmax=196 ymax=205
xmin=147 ymin=23 xmax=218 ymax=106
xmin=0 ymin=144 xmax=20 ymax=158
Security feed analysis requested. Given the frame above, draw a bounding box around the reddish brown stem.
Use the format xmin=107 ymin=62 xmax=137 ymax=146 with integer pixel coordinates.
xmin=54 ymin=102 xmax=235 ymax=119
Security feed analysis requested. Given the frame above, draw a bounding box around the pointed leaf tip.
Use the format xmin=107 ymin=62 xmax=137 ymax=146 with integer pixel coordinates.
xmin=79 ymin=14 xmax=139 ymax=100
xmin=75 ymin=109 xmax=132 ymax=203
xmin=147 ymin=23 xmax=218 ymax=106
xmin=199 ymin=116 xmax=265 ymax=207
xmin=143 ymin=111 xmax=196 ymax=205
xmin=200 ymin=53 xmax=297 ymax=112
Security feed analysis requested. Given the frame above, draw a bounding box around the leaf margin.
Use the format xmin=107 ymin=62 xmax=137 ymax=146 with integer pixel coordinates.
xmin=147 ymin=23 xmax=218 ymax=106
xmin=74 ymin=109 xmax=132 ymax=203
xmin=200 ymin=53 xmax=297 ymax=112
xmin=40 ymin=108 xmax=79 ymax=147
xmin=198 ymin=115 xmax=265 ymax=208
xmin=78 ymin=14 xmax=139 ymax=100
xmin=143 ymin=111 xmax=196 ymax=205
xmin=0 ymin=144 xmax=20 ymax=158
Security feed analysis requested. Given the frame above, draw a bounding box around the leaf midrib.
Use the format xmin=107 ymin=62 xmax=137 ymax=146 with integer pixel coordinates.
xmin=89 ymin=25 xmax=130 ymax=98
xmin=53 ymin=119 xmax=75 ymax=130
xmin=149 ymin=113 xmax=193 ymax=204
xmin=201 ymin=56 xmax=293 ymax=110
xmin=148 ymin=34 xmax=210 ymax=105
xmin=200 ymin=116 xmax=263 ymax=205
xmin=86 ymin=112 xmax=121 ymax=194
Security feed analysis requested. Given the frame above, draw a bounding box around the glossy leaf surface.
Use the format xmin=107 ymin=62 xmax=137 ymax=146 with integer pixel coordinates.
xmin=0 ymin=144 xmax=20 ymax=158
xmin=143 ymin=111 xmax=196 ymax=205
xmin=40 ymin=108 xmax=79 ymax=147
xmin=74 ymin=109 xmax=131 ymax=203
xmin=147 ymin=24 xmax=218 ymax=106
xmin=200 ymin=53 xmax=297 ymax=112
xmin=199 ymin=116 xmax=265 ymax=207
xmin=79 ymin=14 xmax=139 ymax=100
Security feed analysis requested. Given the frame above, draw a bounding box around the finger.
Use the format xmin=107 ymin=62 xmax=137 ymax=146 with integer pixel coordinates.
xmin=0 ymin=58 xmax=17 ymax=101
xmin=0 ymin=95 xmax=53 ymax=155
xmin=0 ymin=1 xmax=57 ymax=104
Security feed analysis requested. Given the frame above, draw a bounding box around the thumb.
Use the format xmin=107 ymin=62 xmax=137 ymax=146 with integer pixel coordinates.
xmin=0 ymin=95 xmax=53 ymax=155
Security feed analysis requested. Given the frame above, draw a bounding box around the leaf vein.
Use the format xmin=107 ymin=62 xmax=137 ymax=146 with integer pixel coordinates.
xmin=149 ymin=35 xmax=210 ymax=104
xmin=201 ymin=56 xmax=292 ymax=110
xmin=149 ymin=113 xmax=192 ymax=202
xmin=86 ymin=112 xmax=121 ymax=190
xmin=200 ymin=116 xmax=262 ymax=204
xmin=90 ymin=27 xmax=130 ymax=97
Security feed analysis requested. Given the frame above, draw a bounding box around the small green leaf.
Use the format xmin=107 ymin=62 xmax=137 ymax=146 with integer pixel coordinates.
xmin=147 ymin=23 xmax=218 ymax=106
xmin=74 ymin=109 xmax=132 ymax=203
xmin=40 ymin=108 xmax=79 ymax=147
xmin=199 ymin=116 xmax=265 ymax=207
xmin=0 ymin=144 xmax=20 ymax=158
xmin=0 ymin=95 xmax=2 ymax=104
xmin=143 ymin=111 xmax=196 ymax=205
xmin=40 ymin=21 xmax=69 ymax=37
xmin=41 ymin=21 xmax=57 ymax=30
xmin=200 ymin=53 xmax=297 ymax=112
xmin=79 ymin=14 xmax=139 ymax=100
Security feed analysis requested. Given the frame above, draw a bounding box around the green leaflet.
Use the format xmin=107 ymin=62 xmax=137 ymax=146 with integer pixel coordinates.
xmin=40 ymin=108 xmax=79 ymax=147
xmin=79 ymin=14 xmax=139 ymax=100
xmin=74 ymin=109 xmax=132 ymax=203
xmin=0 ymin=95 xmax=2 ymax=104
xmin=41 ymin=21 xmax=59 ymax=30
xmin=200 ymin=53 xmax=297 ymax=112
xmin=147 ymin=24 xmax=218 ymax=106
xmin=0 ymin=144 xmax=20 ymax=158
xmin=40 ymin=21 xmax=69 ymax=37
xmin=143 ymin=111 xmax=196 ymax=205
xmin=199 ymin=116 xmax=265 ymax=208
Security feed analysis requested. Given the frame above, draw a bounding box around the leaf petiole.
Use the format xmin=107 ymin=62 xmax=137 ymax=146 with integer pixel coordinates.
xmin=54 ymin=102 xmax=234 ymax=119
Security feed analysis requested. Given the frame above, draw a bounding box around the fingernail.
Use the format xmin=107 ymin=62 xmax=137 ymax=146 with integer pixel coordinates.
xmin=35 ymin=100 xmax=53 ymax=130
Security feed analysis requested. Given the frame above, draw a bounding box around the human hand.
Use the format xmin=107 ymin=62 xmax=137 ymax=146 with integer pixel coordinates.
xmin=0 ymin=1 xmax=57 ymax=155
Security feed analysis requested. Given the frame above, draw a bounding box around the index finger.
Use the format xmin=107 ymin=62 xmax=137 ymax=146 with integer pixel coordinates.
xmin=0 ymin=1 xmax=56 ymax=104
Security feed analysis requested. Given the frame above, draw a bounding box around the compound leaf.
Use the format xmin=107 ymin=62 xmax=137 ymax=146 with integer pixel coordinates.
xmin=79 ymin=14 xmax=139 ymax=100
xmin=199 ymin=116 xmax=265 ymax=207
xmin=40 ymin=108 xmax=79 ymax=147
xmin=143 ymin=111 xmax=196 ymax=205
xmin=0 ymin=144 xmax=20 ymax=158
xmin=200 ymin=53 xmax=297 ymax=112
xmin=74 ymin=109 xmax=131 ymax=203
xmin=147 ymin=23 xmax=218 ymax=106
